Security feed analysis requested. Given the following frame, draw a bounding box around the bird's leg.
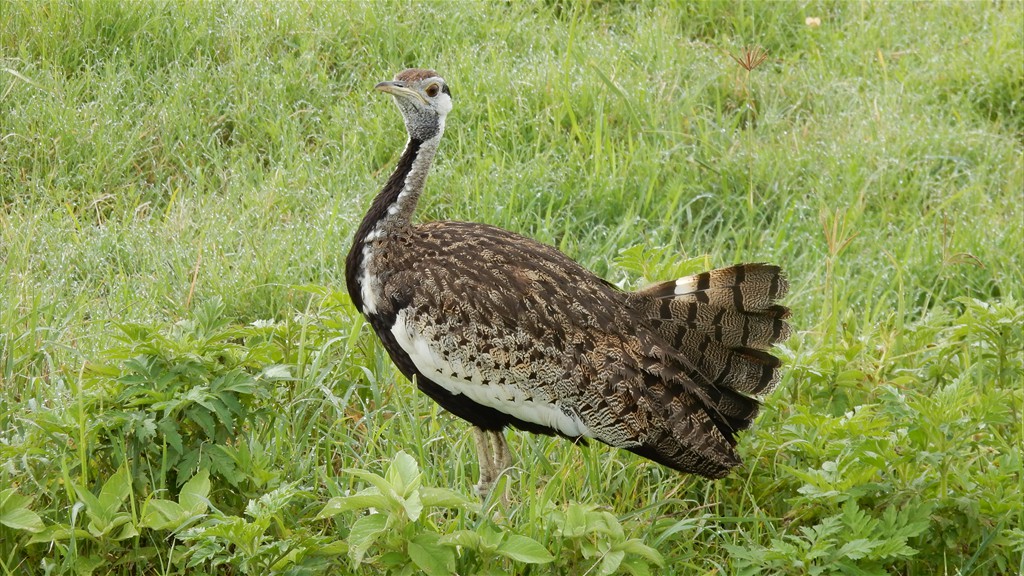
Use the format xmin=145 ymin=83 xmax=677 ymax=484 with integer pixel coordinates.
xmin=488 ymin=429 xmax=512 ymax=481
xmin=472 ymin=427 xmax=496 ymax=498
xmin=486 ymin=429 xmax=511 ymax=507
xmin=472 ymin=428 xmax=512 ymax=500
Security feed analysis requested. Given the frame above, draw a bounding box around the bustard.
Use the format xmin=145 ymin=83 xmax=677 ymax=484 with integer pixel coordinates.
xmin=345 ymin=68 xmax=791 ymax=498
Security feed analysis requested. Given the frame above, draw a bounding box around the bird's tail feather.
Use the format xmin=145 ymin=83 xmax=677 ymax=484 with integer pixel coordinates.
xmin=638 ymin=263 xmax=789 ymax=314
xmin=626 ymin=263 xmax=791 ymax=476
xmin=637 ymin=263 xmax=791 ymax=397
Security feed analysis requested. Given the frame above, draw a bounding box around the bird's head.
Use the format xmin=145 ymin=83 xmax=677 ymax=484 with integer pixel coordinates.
xmin=376 ymin=68 xmax=452 ymax=141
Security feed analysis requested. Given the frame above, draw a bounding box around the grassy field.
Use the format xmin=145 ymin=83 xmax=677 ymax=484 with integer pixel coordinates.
xmin=1 ymin=1 xmax=1022 ymax=574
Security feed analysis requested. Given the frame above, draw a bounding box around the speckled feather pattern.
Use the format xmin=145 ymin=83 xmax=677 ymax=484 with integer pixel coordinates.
xmin=358 ymin=219 xmax=789 ymax=478
xmin=346 ymin=69 xmax=791 ymax=479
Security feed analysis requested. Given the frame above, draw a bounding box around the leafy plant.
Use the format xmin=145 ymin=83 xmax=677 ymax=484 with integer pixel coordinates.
xmin=319 ymin=451 xmax=553 ymax=575
xmin=442 ymin=522 xmax=555 ymax=575
xmin=88 ymin=298 xmax=292 ymax=496
xmin=176 ymin=482 xmax=346 ymax=575
xmin=139 ymin=468 xmax=211 ymax=531
xmin=319 ymin=451 xmax=471 ymax=574
xmin=27 ymin=466 xmax=138 ymax=574
xmin=545 ymin=502 xmax=665 ymax=576
xmin=614 ymin=245 xmax=711 ymax=288
xmin=727 ymin=500 xmax=932 ymax=576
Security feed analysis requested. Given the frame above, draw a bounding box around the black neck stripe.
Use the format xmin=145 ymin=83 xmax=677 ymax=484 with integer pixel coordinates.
xmin=344 ymin=137 xmax=424 ymax=313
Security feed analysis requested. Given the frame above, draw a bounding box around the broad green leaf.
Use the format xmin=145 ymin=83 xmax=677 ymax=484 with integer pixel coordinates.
xmin=315 ymin=539 xmax=349 ymax=556
xmin=113 ymin=520 xmax=139 ymax=541
xmin=183 ymin=386 xmax=211 ymax=404
xmin=157 ymin=419 xmax=183 ymax=454
xmin=207 ymin=447 xmax=245 ymax=486
xmin=378 ymin=551 xmax=409 ymax=568
xmin=206 ymin=397 xmax=236 ymax=433
xmin=74 ymin=554 xmax=105 ymax=575
xmin=140 ymin=499 xmax=185 ymax=530
xmin=835 ymin=369 xmax=868 ymax=385
xmin=619 ymin=556 xmax=654 ymax=576
xmin=599 ymin=549 xmax=626 ymax=576
xmin=562 ymin=504 xmax=588 ymax=537
xmin=0 ymin=506 xmax=45 ymax=533
xmin=386 ymin=451 xmax=422 ymax=497
xmin=270 ymin=548 xmax=301 ymax=572
xmin=186 ymin=405 xmax=217 ymax=438
xmin=408 ymin=533 xmax=455 ymax=576
xmin=212 ymin=370 xmax=258 ymax=394
xmin=347 ymin=513 xmax=388 ymax=564
xmin=496 ymin=533 xmax=554 ymax=564
xmin=318 ymin=497 xmax=348 ymax=519
xmin=179 ymin=468 xmax=211 ymax=515
xmin=401 ymin=486 xmax=423 ymax=522
xmin=261 ymin=364 xmax=293 ymax=380
xmin=439 ymin=530 xmax=483 ymax=550
xmin=478 ymin=522 xmax=504 ymax=549
xmin=150 ymin=397 xmax=186 ymax=413
xmin=218 ymin=391 xmax=245 ymax=420
xmin=0 ymin=489 xmax=44 ymax=533
xmin=619 ymin=539 xmax=665 ymax=567
xmin=420 ymin=486 xmax=474 ymax=509
xmin=317 ymin=490 xmax=389 ymax=519
xmin=344 ymin=468 xmax=402 ymax=504
xmin=98 ymin=467 xmax=132 ymax=513
xmin=598 ymin=511 xmax=625 ymax=540
xmin=73 ymin=484 xmax=104 ymax=521
xmin=88 ymin=512 xmax=132 ymax=539
xmin=28 ymin=525 xmax=92 ymax=544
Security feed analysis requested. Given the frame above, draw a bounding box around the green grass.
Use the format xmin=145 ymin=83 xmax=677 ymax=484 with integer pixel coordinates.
xmin=1 ymin=0 xmax=1022 ymax=574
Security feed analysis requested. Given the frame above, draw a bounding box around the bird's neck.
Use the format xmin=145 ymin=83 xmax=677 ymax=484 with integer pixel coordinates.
xmin=359 ymin=132 xmax=440 ymax=241
xmin=345 ymin=130 xmax=441 ymax=315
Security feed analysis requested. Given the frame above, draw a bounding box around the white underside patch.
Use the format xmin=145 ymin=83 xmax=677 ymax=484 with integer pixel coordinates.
xmin=358 ymin=245 xmax=381 ymax=315
xmin=674 ymin=275 xmax=699 ymax=295
xmin=389 ymin=310 xmax=591 ymax=438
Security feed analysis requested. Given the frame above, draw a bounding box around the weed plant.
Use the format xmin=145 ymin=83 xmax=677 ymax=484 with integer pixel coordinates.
xmin=1 ymin=1 xmax=1021 ymax=574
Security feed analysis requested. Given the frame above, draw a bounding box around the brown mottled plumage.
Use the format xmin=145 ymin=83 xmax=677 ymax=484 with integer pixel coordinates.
xmin=345 ymin=69 xmax=791 ymax=497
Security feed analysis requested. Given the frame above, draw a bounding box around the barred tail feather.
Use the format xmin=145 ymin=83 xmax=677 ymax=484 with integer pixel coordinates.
xmin=650 ymin=320 xmax=784 ymax=396
xmin=652 ymin=303 xmax=790 ymax=350
xmin=639 ymin=263 xmax=789 ymax=313
xmin=622 ymin=263 xmax=792 ymax=475
xmin=635 ymin=263 xmax=791 ymax=397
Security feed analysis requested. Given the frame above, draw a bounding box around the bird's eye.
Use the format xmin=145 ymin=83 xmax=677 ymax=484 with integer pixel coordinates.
xmin=425 ymin=83 xmax=440 ymax=97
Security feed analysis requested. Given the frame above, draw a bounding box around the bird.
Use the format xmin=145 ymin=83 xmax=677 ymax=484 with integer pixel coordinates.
xmin=345 ymin=68 xmax=791 ymax=499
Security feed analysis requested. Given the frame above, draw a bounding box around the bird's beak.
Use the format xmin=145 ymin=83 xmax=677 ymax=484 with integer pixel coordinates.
xmin=375 ymin=81 xmax=427 ymax=104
